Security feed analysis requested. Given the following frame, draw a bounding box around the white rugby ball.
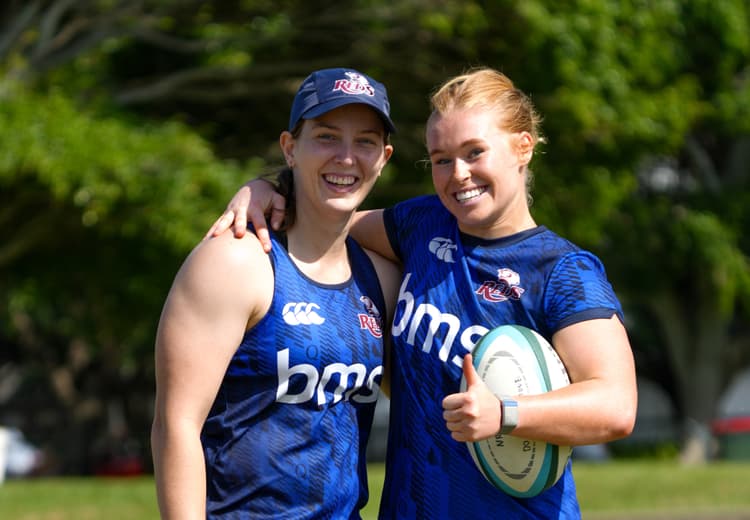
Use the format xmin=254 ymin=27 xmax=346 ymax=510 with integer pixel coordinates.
xmin=461 ymin=324 xmax=572 ymax=498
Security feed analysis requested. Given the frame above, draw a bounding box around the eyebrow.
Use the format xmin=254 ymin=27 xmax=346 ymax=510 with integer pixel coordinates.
xmin=429 ymin=138 xmax=485 ymax=157
xmin=310 ymin=121 xmax=383 ymax=136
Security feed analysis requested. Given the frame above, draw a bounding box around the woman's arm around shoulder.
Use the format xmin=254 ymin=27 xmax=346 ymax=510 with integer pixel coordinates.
xmin=151 ymin=231 xmax=273 ymax=519
xmin=351 ymin=209 xmax=396 ymax=262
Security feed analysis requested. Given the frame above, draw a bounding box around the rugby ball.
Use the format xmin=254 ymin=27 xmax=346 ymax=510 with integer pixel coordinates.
xmin=461 ymin=324 xmax=572 ymax=498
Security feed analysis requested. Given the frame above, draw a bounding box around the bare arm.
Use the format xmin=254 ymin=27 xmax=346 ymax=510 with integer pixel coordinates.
xmin=516 ymin=315 xmax=637 ymax=445
xmin=205 ymin=180 xmax=397 ymax=260
xmin=363 ymin=249 xmax=402 ymax=398
xmin=443 ymin=315 xmax=637 ymax=446
xmin=350 ymin=210 xmax=397 ymax=262
xmin=151 ymin=232 xmax=273 ymax=519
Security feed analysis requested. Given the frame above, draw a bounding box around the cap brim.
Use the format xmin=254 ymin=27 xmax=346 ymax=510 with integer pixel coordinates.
xmin=302 ymin=97 xmax=396 ymax=134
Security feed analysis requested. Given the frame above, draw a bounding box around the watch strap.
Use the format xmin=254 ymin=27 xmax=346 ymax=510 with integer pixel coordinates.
xmin=500 ymin=398 xmax=519 ymax=434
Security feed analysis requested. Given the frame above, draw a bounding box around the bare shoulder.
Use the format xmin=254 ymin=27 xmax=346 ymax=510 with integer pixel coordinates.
xmin=194 ymin=228 xmax=268 ymax=265
xmin=169 ymin=230 xmax=274 ymax=322
xmin=187 ymin=230 xmax=270 ymax=278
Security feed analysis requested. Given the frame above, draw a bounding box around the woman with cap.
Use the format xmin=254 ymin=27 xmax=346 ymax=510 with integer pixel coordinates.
xmin=209 ymin=67 xmax=637 ymax=519
xmin=151 ymin=67 xmax=400 ymax=519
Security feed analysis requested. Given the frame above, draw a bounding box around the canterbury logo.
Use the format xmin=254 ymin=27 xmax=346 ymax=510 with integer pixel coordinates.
xmin=282 ymin=302 xmax=325 ymax=325
xmin=428 ymin=237 xmax=457 ymax=263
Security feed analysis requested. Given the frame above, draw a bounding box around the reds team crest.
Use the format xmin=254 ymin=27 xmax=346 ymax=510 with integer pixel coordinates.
xmin=332 ymin=72 xmax=376 ymax=97
xmin=358 ymin=295 xmax=383 ymax=338
xmin=476 ymin=267 xmax=525 ymax=302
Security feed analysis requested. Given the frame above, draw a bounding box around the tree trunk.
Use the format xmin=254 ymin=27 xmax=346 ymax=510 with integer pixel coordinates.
xmin=649 ymin=292 xmax=728 ymax=463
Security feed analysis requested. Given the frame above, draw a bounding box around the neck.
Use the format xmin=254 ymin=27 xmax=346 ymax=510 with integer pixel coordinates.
xmin=284 ymin=215 xmax=353 ymax=283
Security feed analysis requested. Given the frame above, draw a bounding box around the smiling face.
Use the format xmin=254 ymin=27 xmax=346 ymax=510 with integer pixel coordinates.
xmin=427 ymin=106 xmax=534 ymax=239
xmin=280 ymin=103 xmax=393 ymax=221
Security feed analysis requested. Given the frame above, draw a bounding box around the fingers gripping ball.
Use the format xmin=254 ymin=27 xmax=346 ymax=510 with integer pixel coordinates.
xmin=460 ymin=325 xmax=572 ymax=498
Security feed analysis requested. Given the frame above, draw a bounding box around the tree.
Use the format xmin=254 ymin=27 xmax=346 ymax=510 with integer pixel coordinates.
xmin=492 ymin=0 xmax=750 ymax=461
xmin=0 ymin=1 xmax=255 ymax=472
xmin=1 ymin=0 xmax=748 ymax=471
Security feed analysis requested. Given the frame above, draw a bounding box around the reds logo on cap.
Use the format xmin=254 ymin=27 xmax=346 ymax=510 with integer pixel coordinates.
xmin=332 ymin=72 xmax=376 ymax=97
xmin=288 ymin=67 xmax=396 ymax=132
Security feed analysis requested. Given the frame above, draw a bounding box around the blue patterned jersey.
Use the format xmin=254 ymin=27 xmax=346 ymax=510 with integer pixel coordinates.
xmin=379 ymin=195 xmax=623 ymax=520
xmin=202 ymin=232 xmax=386 ymax=519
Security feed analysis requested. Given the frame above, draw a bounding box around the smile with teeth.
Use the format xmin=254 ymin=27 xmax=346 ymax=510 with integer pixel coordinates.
xmin=455 ymin=186 xmax=486 ymax=202
xmin=324 ymin=174 xmax=357 ymax=186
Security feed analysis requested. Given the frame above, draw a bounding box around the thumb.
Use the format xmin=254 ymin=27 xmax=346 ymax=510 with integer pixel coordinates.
xmin=462 ymin=353 xmax=481 ymax=388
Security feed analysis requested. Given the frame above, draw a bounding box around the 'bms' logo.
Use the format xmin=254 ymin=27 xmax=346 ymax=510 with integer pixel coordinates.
xmin=333 ymin=72 xmax=375 ymax=97
xmin=276 ymin=349 xmax=381 ymax=406
xmin=358 ymin=295 xmax=383 ymax=338
xmin=476 ymin=267 xmax=525 ymax=302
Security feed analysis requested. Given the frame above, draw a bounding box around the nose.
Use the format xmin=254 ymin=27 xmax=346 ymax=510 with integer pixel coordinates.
xmin=334 ymin=142 xmax=355 ymax=166
xmin=451 ymin=158 xmax=471 ymax=182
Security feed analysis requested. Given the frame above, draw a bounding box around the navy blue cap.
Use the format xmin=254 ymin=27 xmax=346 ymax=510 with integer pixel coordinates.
xmin=288 ymin=68 xmax=396 ymax=133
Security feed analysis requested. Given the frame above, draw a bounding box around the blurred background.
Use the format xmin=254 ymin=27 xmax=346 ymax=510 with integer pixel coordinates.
xmin=1 ymin=0 xmax=749 ymax=480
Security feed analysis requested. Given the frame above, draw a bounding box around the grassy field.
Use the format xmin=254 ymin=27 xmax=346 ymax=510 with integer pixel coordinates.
xmin=1 ymin=461 xmax=749 ymax=519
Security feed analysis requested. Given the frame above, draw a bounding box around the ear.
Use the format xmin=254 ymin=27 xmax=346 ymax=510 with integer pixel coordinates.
xmin=383 ymin=143 xmax=394 ymax=164
xmin=372 ymin=143 xmax=394 ymax=180
xmin=279 ymin=131 xmax=296 ymax=168
xmin=515 ymin=131 xmax=534 ymax=166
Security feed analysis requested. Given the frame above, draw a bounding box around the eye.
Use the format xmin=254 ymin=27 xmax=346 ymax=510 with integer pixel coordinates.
xmin=356 ymin=137 xmax=378 ymax=146
xmin=431 ymin=156 xmax=452 ymax=166
xmin=317 ymin=133 xmax=337 ymax=141
xmin=467 ymin=148 xmax=484 ymax=159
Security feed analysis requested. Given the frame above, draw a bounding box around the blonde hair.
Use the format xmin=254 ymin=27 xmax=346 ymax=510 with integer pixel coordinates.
xmin=429 ymin=68 xmax=544 ymax=147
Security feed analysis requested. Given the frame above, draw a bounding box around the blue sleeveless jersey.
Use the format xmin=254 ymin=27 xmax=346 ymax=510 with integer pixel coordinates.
xmin=202 ymin=232 xmax=386 ymax=519
xmin=380 ymin=195 xmax=623 ymax=519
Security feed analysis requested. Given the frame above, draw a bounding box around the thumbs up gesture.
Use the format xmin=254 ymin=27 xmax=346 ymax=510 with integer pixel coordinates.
xmin=442 ymin=354 xmax=503 ymax=442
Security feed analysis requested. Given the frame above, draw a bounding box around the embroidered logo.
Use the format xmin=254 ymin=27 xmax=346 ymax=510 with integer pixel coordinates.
xmin=358 ymin=295 xmax=383 ymax=338
xmin=282 ymin=302 xmax=325 ymax=325
xmin=476 ymin=268 xmax=525 ymax=302
xmin=333 ymin=72 xmax=376 ymax=97
xmin=428 ymin=237 xmax=457 ymax=263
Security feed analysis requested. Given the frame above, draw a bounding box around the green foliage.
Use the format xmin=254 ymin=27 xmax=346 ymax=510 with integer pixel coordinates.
xmin=0 ymin=72 xmax=259 ymax=472
xmin=0 ymin=82 xmax=259 ymax=352
xmin=1 ymin=0 xmax=749 ymax=470
xmin=0 ymin=85 xmax=254 ymax=251
xmin=607 ymin=197 xmax=750 ymax=316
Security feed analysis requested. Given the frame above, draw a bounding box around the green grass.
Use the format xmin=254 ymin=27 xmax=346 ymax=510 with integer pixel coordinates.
xmin=0 ymin=476 xmax=158 ymax=519
xmin=573 ymin=460 xmax=750 ymax=518
xmin=1 ymin=461 xmax=749 ymax=519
